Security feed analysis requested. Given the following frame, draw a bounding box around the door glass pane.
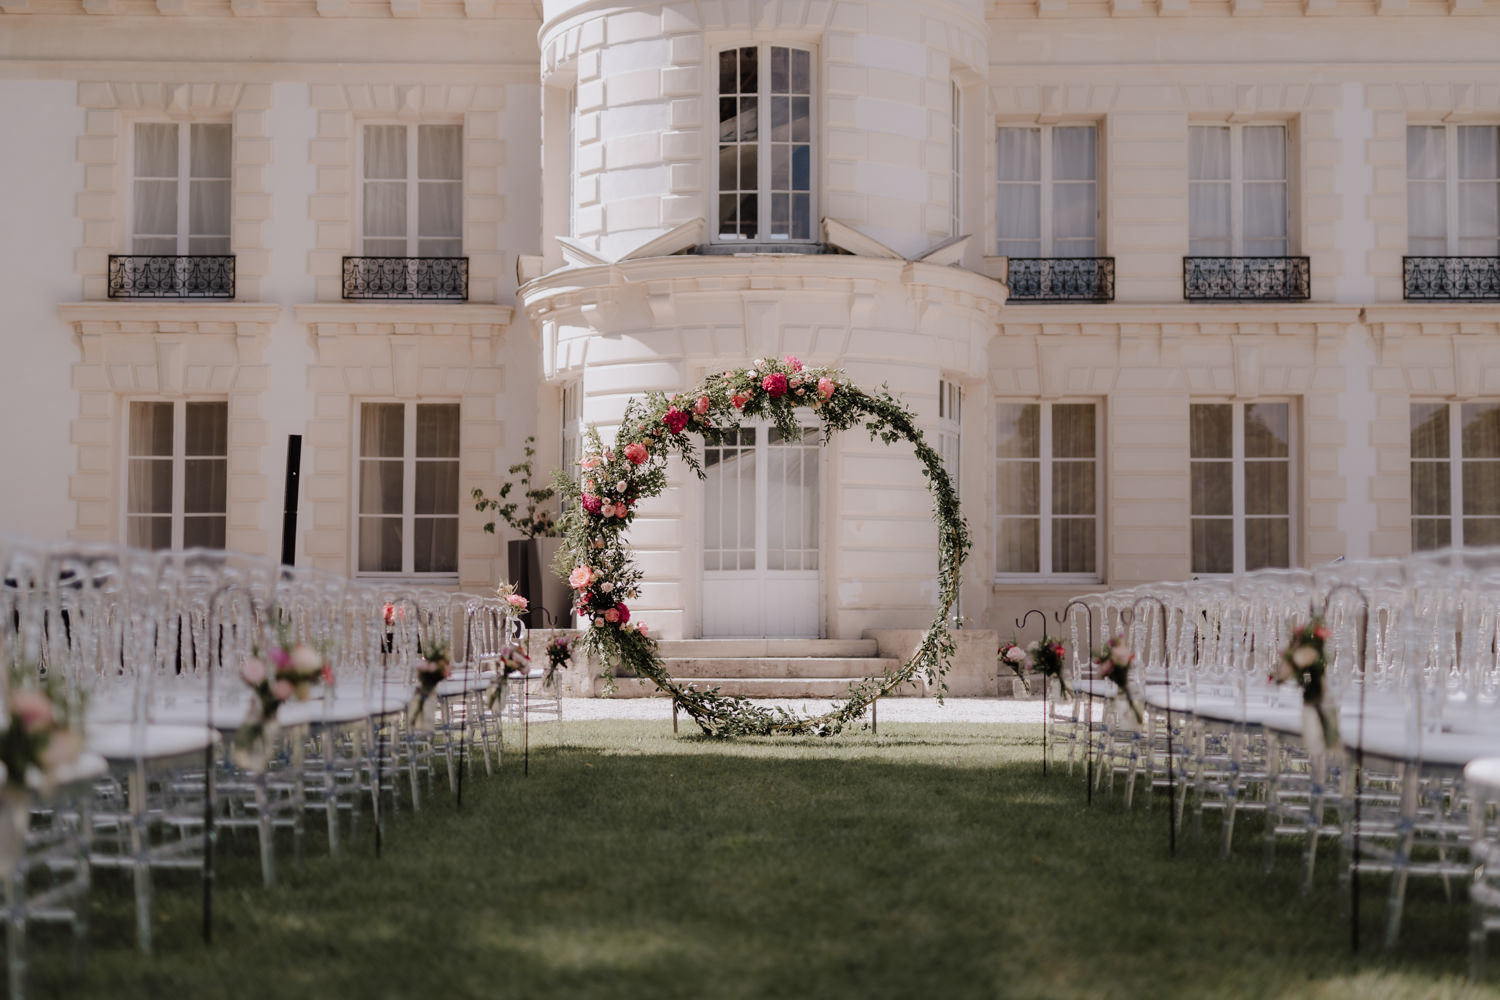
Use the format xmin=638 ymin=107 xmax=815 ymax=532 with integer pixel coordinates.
xmin=1192 ymin=519 xmax=1234 ymax=574
xmin=1052 ymin=517 xmax=1095 ymax=574
xmin=414 ymin=518 xmax=458 ymax=574
xmin=1189 ymin=404 xmax=1232 ymax=458
xmin=185 ymin=402 xmax=228 ymax=457
xmin=1411 ymin=402 xmax=1450 ymax=459
xmin=704 ymin=428 xmax=755 ymax=571
xmin=997 ymin=519 xmax=1039 ymax=574
xmin=183 ymin=516 xmax=227 ymax=550
xmin=1245 ymin=518 xmax=1290 ymax=570
xmin=996 ymin=462 xmax=1038 ymax=515
xmin=1462 ymin=402 xmax=1500 ymax=458
xmin=184 ymin=459 xmax=227 ymax=515
xmin=361 ymin=404 xmax=405 ymax=457
xmin=358 ymin=519 xmax=403 ymax=573
xmin=1051 ymin=461 xmax=1094 ymax=516
xmin=995 ymin=403 xmax=1040 ymax=458
xmin=1244 ymin=461 xmax=1289 ymax=516
xmin=1052 ymin=126 xmax=1096 ymax=181
xmin=129 ymin=402 xmax=174 ymax=457
xmin=416 ymin=404 xmax=460 ymax=457
xmin=1191 ymin=462 xmax=1233 ymax=516
xmin=767 ymin=426 xmax=817 ymax=572
xmin=1245 ymin=403 xmax=1290 ymax=458
xmin=359 ymin=461 xmax=403 ymax=515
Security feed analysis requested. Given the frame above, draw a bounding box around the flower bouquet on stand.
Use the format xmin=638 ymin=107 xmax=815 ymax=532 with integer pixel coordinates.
xmin=409 ymin=637 xmax=452 ymax=733
xmin=0 ymin=669 xmax=85 ymax=875
xmin=998 ymin=639 xmax=1032 ymax=694
xmin=496 ymin=581 xmax=529 ymax=617
xmin=1028 ymin=635 xmax=1070 ymax=699
xmin=1275 ymin=616 xmax=1339 ymax=751
xmin=488 ymin=641 xmax=532 ymax=712
xmin=544 ymin=634 xmax=574 ymax=689
xmin=1093 ymin=633 xmax=1143 ymax=727
xmin=232 ymin=630 xmax=331 ymax=772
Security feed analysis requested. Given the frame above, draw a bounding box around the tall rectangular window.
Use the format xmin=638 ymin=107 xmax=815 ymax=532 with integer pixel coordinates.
xmin=1189 ymin=124 xmax=1288 ymax=257
xmin=950 ymin=82 xmax=963 ymax=238
xmin=1189 ymin=402 xmax=1293 ymax=574
xmin=357 ymin=402 xmax=460 ymax=576
xmin=995 ymin=401 xmax=1099 ymax=577
xmin=132 ymin=123 xmax=231 ymax=255
xmin=560 ymin=381 xmax=582 ymax=513
xmin=939 ymin=378 xmax=962 ymax=492
xmin=996 ymin=124 xmax=1098 ymax=259
xmin=1411 ymin=401 xmax=1500 ymax=550
xmin=362 ymin=124 xmax=463 ymax=257
xmin=126 ymin=400 xmax=228 ymax=550
xmin=1407 ymin=125 xmax=1500 ymax=256
xmin=717 ymin=45 xmax=814 ymax=241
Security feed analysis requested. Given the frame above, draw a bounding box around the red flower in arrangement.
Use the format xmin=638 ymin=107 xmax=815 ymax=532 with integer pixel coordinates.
xmin=624 ymin=442 xmax=649 ymax=465
xmin=731 ymin=393 xmax=748 ymax=409
xmin=604 ymin=607 xmax=620 ymax=623
xmin=615 ymin=602 xmax=630 ymax=624
xmin=581 ymin=494 xmax=602 ymax=514
xmin=762 ymin=373 xmax=788 ymax=398
xmin=664 ymin=408 xmax=689 ymax=434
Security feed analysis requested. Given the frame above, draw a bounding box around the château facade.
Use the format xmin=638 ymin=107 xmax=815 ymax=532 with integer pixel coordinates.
xmin=0 ymin=0 xmax=1498 ymax=643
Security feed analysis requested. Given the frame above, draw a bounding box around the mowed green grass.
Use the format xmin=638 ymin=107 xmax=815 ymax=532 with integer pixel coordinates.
xmin=28 ymin=722 xmax=1500 ymax=999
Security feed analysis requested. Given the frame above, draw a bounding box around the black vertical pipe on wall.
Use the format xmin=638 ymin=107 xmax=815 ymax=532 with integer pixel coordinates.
xmin=281 ymin=435 xmax=302 ymax=566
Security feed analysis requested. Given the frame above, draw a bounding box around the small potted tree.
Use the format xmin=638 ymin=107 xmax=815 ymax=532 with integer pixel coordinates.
xmin=472 ymin=436 xmax=570 ymax=629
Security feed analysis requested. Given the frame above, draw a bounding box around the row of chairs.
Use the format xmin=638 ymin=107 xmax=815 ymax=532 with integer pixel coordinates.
xmin=1040 ymin=547 xmax=1500 ymax=977
xmin=0 ymin=536 xmax=559 ymax=998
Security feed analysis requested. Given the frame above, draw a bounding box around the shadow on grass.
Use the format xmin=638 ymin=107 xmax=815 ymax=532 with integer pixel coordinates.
xmin=30 ymin=722 xmax=1497 ymax=1000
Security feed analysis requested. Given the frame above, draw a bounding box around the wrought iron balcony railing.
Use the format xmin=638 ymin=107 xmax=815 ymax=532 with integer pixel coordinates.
xmin=107 ymin=255 xmax=235 ymax=299
xmin=342 ymin=256 xmax=469 ymax=301
xmin=1005 ymin=257 xmax=1115 ymax=302
xmin=1403 ymin=256 xmax=1500 ymax=301
xmin=1183 ymin=256 xmax=1310 ymax=302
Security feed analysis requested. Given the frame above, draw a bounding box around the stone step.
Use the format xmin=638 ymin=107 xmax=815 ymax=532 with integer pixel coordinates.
xmin=653 ymin=638 xmax=879 ymax=659
xmin=597 ymin=676 xmax=896 ymax=699
xmin=661 ymin=656 xmax=897 ymax=680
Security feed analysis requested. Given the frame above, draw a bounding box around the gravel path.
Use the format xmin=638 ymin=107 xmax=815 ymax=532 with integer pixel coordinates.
xmin=548 ymin=697 xmax=1045 ymax=724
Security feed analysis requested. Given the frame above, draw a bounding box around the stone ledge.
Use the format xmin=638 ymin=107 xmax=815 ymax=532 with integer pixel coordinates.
xmin=58 ymin=301 xmax=282 ymax=328
xmin=293 ymin=302 xmax=514 ymax=327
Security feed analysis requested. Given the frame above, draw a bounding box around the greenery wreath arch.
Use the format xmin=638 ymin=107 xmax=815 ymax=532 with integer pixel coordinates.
xmin=555 ymin=356 xmax=970 ymax=737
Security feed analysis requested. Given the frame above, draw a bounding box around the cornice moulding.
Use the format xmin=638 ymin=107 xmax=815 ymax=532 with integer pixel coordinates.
xmin=58 ymin=301 xmax=282 ymax=327
xmin=293 ymin=303 xmax=514 ymax=327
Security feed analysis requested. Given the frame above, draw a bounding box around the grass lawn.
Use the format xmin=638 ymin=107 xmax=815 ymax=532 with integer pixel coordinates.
xmin=29 ymin=721 xmax=1500 ymax=999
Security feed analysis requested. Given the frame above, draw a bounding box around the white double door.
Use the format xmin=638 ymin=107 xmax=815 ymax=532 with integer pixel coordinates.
xmin=701 ymin=423 xmax=822 ymax=638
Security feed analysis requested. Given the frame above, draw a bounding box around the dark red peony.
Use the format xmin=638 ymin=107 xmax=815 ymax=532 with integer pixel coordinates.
xmin=663 ymin=408 xmax=689 ymax=434
xmin=581 ymin=494 xmax=602 ymax=514
xmin=762 ymin=373 xmax=788 ymax=398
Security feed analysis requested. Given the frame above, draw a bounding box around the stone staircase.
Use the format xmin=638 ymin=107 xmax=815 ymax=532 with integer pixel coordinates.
xmin=597 ymin=638 xmax=903 ymax=698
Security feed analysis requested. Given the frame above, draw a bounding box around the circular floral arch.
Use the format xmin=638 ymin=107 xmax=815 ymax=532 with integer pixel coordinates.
xmin=556 ymin=357 xmax=970 ymax=737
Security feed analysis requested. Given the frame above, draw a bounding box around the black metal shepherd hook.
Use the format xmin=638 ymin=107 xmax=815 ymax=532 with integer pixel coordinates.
xmin=1318 ymin=583 xmax=1369 ymax=956
xmin=1058 ymin=600 xmax=1097 ymax=807
xmin=1131 ymin=595 xmax=1176 ymax=857
xmin=1016 ymin=608 xmax=1051 ymax=775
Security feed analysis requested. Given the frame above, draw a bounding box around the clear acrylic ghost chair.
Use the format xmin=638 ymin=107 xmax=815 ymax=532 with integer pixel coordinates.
xmin=1465 ymin=756 xmax=1500 ymax=979
xmin=0 ymin=536 xmax=106 ymax=1000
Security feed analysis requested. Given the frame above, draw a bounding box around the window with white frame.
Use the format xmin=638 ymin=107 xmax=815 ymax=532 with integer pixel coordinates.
xmin=939 ymin=378 xmax=962 ymax=492
xmin=717 ymin=45 xmax=814 ymax=241
xmin=1411 ymin=401 xmax=1500 ymax=550
xmin=950 ymin=82 xmax=962 ymax=238
xmin=1189 ymin=401 xmax=1293 ymax=574
xmin=995 ymin=401 xmax=1099 ymax=577
xmin=1188 ymin=124 xmax=1289 ymax=257
xmin=995 ymin=124 xmax=1098 ymax=258
xmin=125 ymin=400 xmax=228 ymax=550
xmin=132 ymin=122 xmax=231 ymax=255
xmin=566 ymin=87 xmax=578 ymax=239
xmin=1407 ymin=125 xmax=1500 ymax=256
xmin=361 ymin=124 xmax=463 ymax=257
xmin=560 ymin=381 xmax=582 ymax=513
xmin=357 ymin=402 xmax=460 ymax=576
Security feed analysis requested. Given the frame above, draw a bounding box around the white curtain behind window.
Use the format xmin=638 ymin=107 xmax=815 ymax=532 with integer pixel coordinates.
xmin=1407 ymin=126 xmax=1448 ymax=256
xmin=1458 ymin=126 xmax=1500 ymax=255
xmin=133 ymin=124 xmax=179 ymax=254
xmin=418 ymin=125 xmax=463 ymax=257
xmin=188 ymin=124 xmax=232 ymax=255
xmin=363 ymin=125 xmax=408 ymax=257
xmin=996 ymin=127 xmax=1041 ymax=257
xmin=1242 ymin=126 xmax=1287 ymax=257
xmin=1188 ymin=126 xmax=1232 ymax=256
xmin=1051 ymin=126 xmax=1097 ymax=258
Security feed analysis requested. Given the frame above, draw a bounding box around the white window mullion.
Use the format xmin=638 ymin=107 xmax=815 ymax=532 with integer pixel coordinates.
xmin=1039 ymin=405 xmax=1054 ymax=576
xmin=1039 ymin=134 xmax=1054 ymax=259
xmin=175 ymin=127 xmax=191 ymax=256
xmin=403 ymin=403 xmax=417 ymax=575
xmin=1451 ymin=405 xmax=1465 ymax=546
xmin=406 ymin=127 xmax=420 ymax=258
xmin=171 ymin=400 xmax=187 ymax=549
xmin=1446 ymin=124 xmax=1461 ymax=257
xmin=1232 ymin=404 xmax=1246 ymax=573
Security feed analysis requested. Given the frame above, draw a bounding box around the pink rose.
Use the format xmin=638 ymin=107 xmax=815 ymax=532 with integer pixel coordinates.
xmin=784 ymin=355 xmax=802 ymax=372
xmin=637 ymin=623 xmax=649 ymax=637
xmin=604 ymin=607 xmax=620 ymax=624
xmin=581 ymin=494 xmax=602 ymax=514
xmin=616 ymin=506 xmax=629 ymax=519
xmin=507 ymin=594 xmax=529 ymax=610
xmin=601 ymin=503 xmax=616 ymax=518
xmin=694 ymin=395 xmax=710 ymax=415
xmin=10 ymin=690 xmax=54 ymax=734
xmin=593 ymin=616 xmax=606 ymax=627
xmin=579 ymin=454 xmax=602 ymax=471
xmin=762 ymin=373 xmax=788 ymax=398
xmin=271 ymin=679 xmax=295 ymax=702
xmin=241 ymin=658 xmax=267 ymax=686
xmin=664 ymin=408 xmax=688 ymax=434
xmin=569 ymin=565 xmax=594 ymax=590
xmin=817 ymin=377 xmax=835 ymax=400
xmin=615 ymin=602 xmax=630 ymax=624
xmin=731 ymin=393 xmax=748 ymax=409
xmin=624 ymin=442 xmax=649 ymax=465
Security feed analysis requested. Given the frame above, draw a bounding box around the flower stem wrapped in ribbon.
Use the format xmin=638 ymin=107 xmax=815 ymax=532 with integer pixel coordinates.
xmin=1093 ymin=634 xmax=1142 ymax=724
xmin=409 ymin=636 xmax=452 ymax=731
xmin=998 ymin=639 xmax=1031 ymax=694
xmin=1275 ymin=616 xmax=1339 ymax=750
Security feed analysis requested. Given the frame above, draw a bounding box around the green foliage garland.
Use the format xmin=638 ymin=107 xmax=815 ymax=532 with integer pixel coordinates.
xmin=554 ymin=356 xmax=970 ymax=737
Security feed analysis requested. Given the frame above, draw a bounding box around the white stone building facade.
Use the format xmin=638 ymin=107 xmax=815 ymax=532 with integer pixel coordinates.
xmin=1 ymin=0 xmax=1498 ymax=646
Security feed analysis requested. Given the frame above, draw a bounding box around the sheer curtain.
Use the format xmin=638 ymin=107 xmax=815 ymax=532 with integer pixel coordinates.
xmin=995 ymin=402 xmax=1040 ymax=573
xmin=1051 ymin=126 xmax=1097 ymax=258
xmin=1050 ymin=403 xmax=1096 ymax=574
xmin=1407 ymin=126 xmax=1448 ymax=255
xmin=1458 ymin=126 xmax=1500 ymax=255
xmin=133 ymin=124 xmax=179 ymax=254
xmin=188 ymin=124 xmax=231 ymax=255
xmin=417 ymin=125 xmax=463 ymax=257
xmin=413 ymin=404 xmax=460 ymax=574
xmin=127 ymin=401 xmax=174 ymax=550
xmin=1462 ymin=402 xmax=1500 ymax=547
xmin=1410 ymin=402 xmax=1452 ymax=551
xmin=996 ymin=128 xmax=1041 ymax=257
xmin=1241 ymin=126 xmax=1287 ymax=257
xmin=133 ymin=123 xmax=230 ymax=255
xmin=1188 ymin=127 xmax=1233 ymax=256
xmin=363 ymin=124 xmax=463 ymax=257
xmin=363 ymin=126 xmax=409 ymax=257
